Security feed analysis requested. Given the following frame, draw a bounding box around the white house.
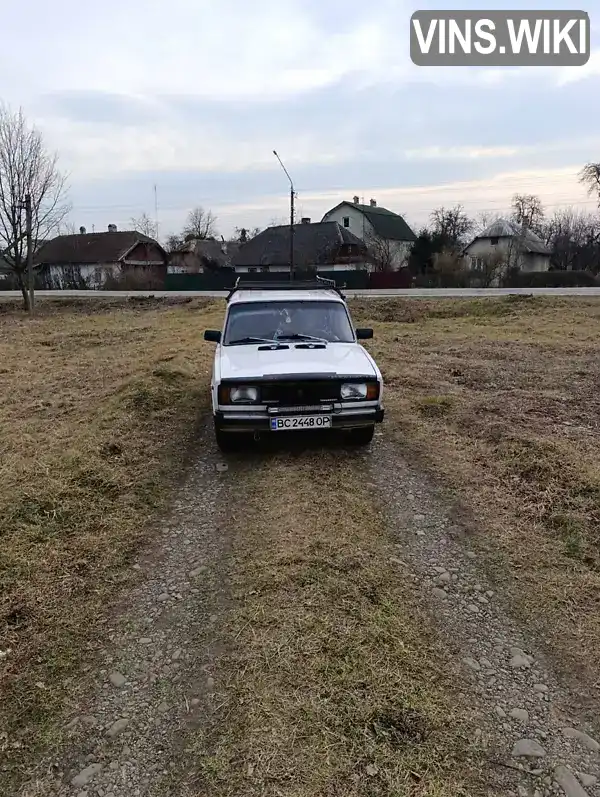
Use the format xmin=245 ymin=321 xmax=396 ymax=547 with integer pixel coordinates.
xmin=464 ymin=219 xmax=551 ymax=278
xmin=321 ymin=197 xmax=416 ymax=270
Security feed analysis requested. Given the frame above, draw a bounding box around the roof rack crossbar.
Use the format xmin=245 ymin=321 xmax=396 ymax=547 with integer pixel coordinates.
xmin=226 ymin=277 xmax=345 ymax=301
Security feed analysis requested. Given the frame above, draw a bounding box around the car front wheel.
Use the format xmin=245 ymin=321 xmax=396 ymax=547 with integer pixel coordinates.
xmin=348 ymin=425 xmax=375 ymax=446
xmin=214 ymin=421 xmax=245 ymax=453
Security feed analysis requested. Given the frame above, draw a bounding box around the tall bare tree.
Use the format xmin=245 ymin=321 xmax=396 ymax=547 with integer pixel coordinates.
xmin=130 ymin=212 xmax=157 ymax=238
xmin=511 ymin=193 xmax=544 ymax=231
xmin=540 ymin=207 xmax=600 ymax=272
xmin=430 ymin=205 xmax=474 ymax=250
xmin=0 ymin=104 xmax=70 ymax=308
xmin=182 ymin=206 xmax=218 ymax=240
xmin=579 ymin=163 xmax=600 ymax=207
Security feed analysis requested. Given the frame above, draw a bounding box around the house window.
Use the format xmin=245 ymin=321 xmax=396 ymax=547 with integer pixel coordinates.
xmin=342 ymin=216 xmax=350 ymax=228
xmin=490 ymin=237 xmax=499 ymax=246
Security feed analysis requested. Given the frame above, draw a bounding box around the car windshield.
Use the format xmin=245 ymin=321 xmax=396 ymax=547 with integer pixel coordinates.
xmin=224 ymin=300 xmax=355 ymax=345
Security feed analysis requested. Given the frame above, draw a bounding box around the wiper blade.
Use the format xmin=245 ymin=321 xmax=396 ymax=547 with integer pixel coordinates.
xmin=228 ymin=336 xmax=281 ymax=345
xmin=276 ymin=333 xmax=328 ymax=344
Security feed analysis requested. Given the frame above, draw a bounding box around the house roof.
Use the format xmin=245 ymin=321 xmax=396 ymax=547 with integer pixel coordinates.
xmin=233 ymin=222 xmax=367 ymax=268
xmin=325 ymin=202 xmax=416 ymax=242
xmin=173 ymin=238 xmax=240 ymax=267
xmin=34 ymin=231 xmax=166 ymax=265
xmin=468 ymin=219 xmax=551 ymax=255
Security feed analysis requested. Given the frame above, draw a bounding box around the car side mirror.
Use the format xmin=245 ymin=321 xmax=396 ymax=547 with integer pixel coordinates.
xmin=204 ymin=330 xmax=222 ymax=343
xmin=356 ymin=328 xmax=373 ymax=340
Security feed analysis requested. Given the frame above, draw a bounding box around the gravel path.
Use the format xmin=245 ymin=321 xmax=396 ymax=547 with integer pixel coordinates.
xmin=17 ymin=430 xmax=600 ymax=797
xmin=372 ymin=438 xmax=600 ymax=797
xmin=20 ymin=425 xmax=231 ymax=797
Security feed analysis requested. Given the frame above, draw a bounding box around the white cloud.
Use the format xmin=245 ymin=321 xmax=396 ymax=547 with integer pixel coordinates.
xmin=555 ymin=49 xmax=600 ymax=86
xmin=39 ymin=115 xmax=360 ymax=178
xmin=209 ymin=166 xmax=593 ymax=236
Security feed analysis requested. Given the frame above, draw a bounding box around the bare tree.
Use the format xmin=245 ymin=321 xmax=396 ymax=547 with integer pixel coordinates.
xmin=475 ymin=250 xmax=508 ymax=287
xmin=473 ymin=211 xmax=502 ymax=234
xmin=365 ymin=230 xmax=409 ymax=272
xmin=165 ymin=233 xmax=185 ymax=253
xmin=0 ymin=104 xmax=70 ymax=308
xmin=182 ymin=206 xmax=218 ymax=240
xmin=234 ymin=226 xmax=262 ymax=243
xmin=430 ymin=205 xmax=474 ymax=250
xmin=511 ymin=193 xmax=544 ymax=231
xmin=579 ymin=163 xmax=600 ymax=207
xmin=130 ymin=212 xmax=157 ymax=238
xmin=268 ymin=216 xmax=287 ymax=227
xmin=57 ymin=221 xmax=78 ymax=235
xmin=540 ymin=207 xmax=600 ymax=272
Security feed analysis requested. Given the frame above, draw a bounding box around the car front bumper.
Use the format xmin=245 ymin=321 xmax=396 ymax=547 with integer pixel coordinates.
xmin=215 ymin=404 xmax=384 ymax=433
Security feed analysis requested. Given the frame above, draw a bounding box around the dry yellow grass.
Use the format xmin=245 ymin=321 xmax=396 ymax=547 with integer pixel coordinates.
xmin=349 ymin=295 xmax=600 ymax=686
xmin=3 ymin=293 xmax=598 ymax=796
xmin=0 ymin=297 xmax=223 ymax=775
xmin=192 ymin=452 xmax=484 ymax=797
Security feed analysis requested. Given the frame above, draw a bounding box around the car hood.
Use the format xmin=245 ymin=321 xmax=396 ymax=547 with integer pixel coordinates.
xmin=218 ymin=343 xmax=377 ymax=380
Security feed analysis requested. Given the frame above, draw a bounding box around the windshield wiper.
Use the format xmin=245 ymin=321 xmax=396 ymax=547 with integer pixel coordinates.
xmin=275 ymin=333 xmax=328 ymax=344
xmin=227 ymin=336 xmax=282 ymax=346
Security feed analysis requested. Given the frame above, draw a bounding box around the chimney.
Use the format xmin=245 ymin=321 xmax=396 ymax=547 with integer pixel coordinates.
xmin=108 ymin=223 xmax=117 ymax=232
xmin=301 ymin=217 xmax=311 ymax=224
xmin=353 ymin=195 xmax=360 ymax=204
xmin=369 ymin=199 xmax=377 ymax=207
xmin=79 ymin=226 xmax=86 ymax=234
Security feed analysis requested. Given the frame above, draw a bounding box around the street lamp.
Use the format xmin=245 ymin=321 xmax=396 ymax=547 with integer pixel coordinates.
xmin=273 ymin=150 xmax=295 ymax=280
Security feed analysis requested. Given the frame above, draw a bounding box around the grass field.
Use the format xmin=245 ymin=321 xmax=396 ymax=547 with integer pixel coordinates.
xmin=0 ymin=298 xmax=221 ymax=767
xmin=352 ymin=295 xmax=600 ymax=687
xmin=1 ymin=294 xmax=599 ymax=793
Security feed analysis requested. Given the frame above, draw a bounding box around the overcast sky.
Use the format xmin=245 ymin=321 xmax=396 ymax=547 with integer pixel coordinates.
xmin=2 ymin=0 xmax=598 ymax=239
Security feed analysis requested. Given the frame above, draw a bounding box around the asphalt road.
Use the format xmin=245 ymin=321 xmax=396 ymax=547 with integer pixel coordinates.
xmin=1 ymin=287 xmax=600 ymax=300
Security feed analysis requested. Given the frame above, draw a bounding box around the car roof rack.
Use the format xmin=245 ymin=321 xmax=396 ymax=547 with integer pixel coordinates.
xmin=226 ymin=276 xmax=345 ymax=301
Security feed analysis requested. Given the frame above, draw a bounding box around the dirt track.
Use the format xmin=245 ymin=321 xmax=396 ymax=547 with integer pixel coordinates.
xmin=15 ymin=424 xmax=600 ymax=797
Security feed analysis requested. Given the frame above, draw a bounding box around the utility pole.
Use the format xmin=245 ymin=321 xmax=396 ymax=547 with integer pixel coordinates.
xmin=273 ymin=150 xmax=295 ymax=280
xmin=25 ymin=194 xmax=34 ymax=314
xmin=154 ymin=183 xmax=159 ymax=242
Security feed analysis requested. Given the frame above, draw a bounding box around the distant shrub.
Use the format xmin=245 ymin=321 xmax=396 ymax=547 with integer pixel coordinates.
xmin=414 ymin=270 xmax=474 ymax=288
xmin=503 ymin=270 xmax=597 ymax=288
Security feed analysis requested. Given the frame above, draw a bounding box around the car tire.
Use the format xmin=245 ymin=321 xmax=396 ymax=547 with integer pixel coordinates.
xmin=214 ymin=422 xmax=244 ymax=453
xmin=348 ymin=425 xmax=375 ymax=446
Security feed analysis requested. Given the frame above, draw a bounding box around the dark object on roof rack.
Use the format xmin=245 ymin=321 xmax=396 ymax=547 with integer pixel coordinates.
xmin=227 ymin=276 xmax=345 ymax=302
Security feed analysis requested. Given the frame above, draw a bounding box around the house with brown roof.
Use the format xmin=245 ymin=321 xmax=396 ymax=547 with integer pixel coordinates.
xmin=35 ymin=225 xmax=168 ymax=289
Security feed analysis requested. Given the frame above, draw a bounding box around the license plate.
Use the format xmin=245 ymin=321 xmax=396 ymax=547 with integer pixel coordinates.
xmin=270 ymin=415 xmax=332 ymax=431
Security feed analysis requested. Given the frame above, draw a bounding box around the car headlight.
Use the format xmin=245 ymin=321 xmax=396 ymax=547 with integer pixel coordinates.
xmin=341 ymin=382 xmax=368 ymax=400
xmin=230 ymin=385 xmax=259 ymax=403
xmin=340 ymin=382 xmax=380 ymax=401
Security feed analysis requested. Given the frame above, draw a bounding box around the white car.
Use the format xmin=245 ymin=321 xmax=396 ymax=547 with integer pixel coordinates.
xmin=204 ymin=279 xmax=384 ymax=451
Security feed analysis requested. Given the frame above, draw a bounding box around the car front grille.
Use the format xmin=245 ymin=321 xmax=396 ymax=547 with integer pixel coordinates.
xmin=260 ymin=380 xmax=341 ymax=405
